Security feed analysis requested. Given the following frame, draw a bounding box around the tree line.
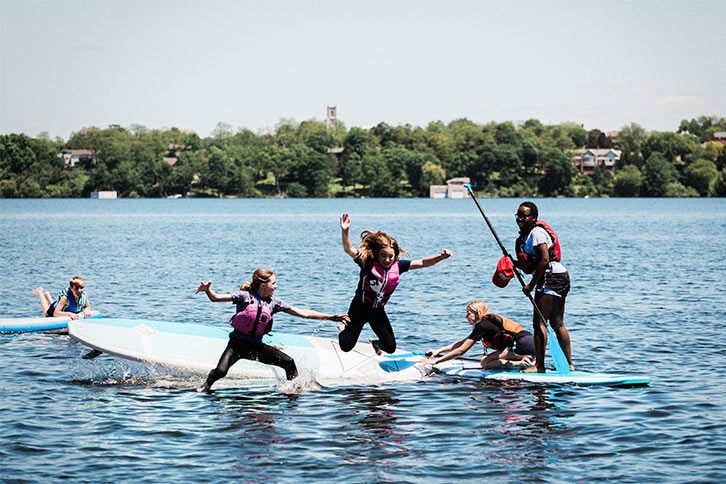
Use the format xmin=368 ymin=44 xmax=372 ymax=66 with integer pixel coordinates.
xmin=1 ymin=115 xmax=725 ymax=198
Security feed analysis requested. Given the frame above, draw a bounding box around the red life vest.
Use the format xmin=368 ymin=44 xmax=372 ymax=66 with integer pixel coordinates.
xmin=515 ymin=220 xmax=561 ymax=274
xmin=361 ymin=260 xmax=400 ymax=309
xmin=230 ymin=294 xmax=273 ymax=337
xmin=480 ymin=313 xmax=525 ymax=351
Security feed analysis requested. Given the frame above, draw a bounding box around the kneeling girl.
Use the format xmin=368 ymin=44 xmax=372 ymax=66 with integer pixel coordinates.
xmin=424 ymin=300 xmax=534 ymax=370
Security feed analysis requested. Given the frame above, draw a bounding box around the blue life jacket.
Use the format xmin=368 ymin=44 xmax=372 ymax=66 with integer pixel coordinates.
xmin=56 ymin=287 xmax=88 ymax=313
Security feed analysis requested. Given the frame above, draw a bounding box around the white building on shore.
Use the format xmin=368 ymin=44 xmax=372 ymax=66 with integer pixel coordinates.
xmin=429 ymin=177 xmax=471 ymax=199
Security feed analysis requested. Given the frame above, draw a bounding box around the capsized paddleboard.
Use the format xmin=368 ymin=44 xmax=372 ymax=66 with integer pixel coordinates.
xmin=0 ymin=311 xmax=102 ymax=334
xmin=68 ymin=318 xmax=429 ymax=383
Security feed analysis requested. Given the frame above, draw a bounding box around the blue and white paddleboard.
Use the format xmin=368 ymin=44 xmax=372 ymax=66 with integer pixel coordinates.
xmin=0 ymin=311 xmax=102 ymax=334
xmin=68 ymin=318 xmax=429 ymax=383
xmin=374 ymin=354 xmax=649 ymax=387
xmin=430 ymin=356 xmax=649 ymax=387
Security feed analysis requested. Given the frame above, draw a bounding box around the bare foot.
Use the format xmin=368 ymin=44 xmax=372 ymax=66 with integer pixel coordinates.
xmin=569 ymin=364 xmax=576 ymax=371
xmin=30 ymin=287 xmax=43 ymax=296
xmin=369 ymin=338 xmax=383 ymax=356
xmin=522 ymin=366 xmax=545 ymax=373
xmin=196 ymin=382 xmax=211 ymax=393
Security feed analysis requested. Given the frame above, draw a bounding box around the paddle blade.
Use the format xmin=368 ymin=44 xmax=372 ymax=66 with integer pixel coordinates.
xmin=547 ymin=326 xmax=571 ymax=375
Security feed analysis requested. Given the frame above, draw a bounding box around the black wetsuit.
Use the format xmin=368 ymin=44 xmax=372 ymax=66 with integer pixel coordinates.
xmin=338 ymin=260 xmax=411 ymax=353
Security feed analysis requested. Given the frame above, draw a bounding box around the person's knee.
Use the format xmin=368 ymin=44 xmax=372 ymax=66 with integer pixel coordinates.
xmin=381 ymin=340 xmax=396 ymax=354
xmin=338 ymin=333 xmax=355 ymax=352
xmin=550 ymin=317 xmax=565 ymax=330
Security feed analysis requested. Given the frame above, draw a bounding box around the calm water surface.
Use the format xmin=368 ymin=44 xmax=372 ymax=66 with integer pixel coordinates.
xmin=1 ymin=198 xmax=725 ymax=483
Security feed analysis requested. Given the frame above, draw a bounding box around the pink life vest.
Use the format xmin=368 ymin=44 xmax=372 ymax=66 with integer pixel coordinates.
xmin=231 ymin=294 xmax=272 ymax=337
xmin=361 ymin=260 xmax=400 ymax=309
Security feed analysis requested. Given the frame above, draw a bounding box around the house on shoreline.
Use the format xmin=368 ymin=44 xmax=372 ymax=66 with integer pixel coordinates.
xmin=58 ymin=149 xmax=96 ymax=168
xmin=571 ymin=148 xmax=621 ymax=173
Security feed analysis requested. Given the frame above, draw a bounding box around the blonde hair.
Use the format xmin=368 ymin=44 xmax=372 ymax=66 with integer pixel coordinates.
xmin=355 ymin=230 xmax=408 ymax=269
xmin=240 ymin=269 xmax=274 ymax=294
xmin=466 ymin=300 xmax=488 ymax=321
xmin=69 ymin=276 xmax=85 ymax=289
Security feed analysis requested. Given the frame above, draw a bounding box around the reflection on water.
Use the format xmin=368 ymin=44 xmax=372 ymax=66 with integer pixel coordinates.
xmin=2 ymin=198 xmax=726 ymax=483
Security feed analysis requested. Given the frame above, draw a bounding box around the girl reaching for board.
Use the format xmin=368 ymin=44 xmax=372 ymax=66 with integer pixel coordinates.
xmin=338 ymin=212 xmax=452 ymax=355
xmin=195 ymin=269 xmax=349 ymax=392
xmin=423 ymin=300 xmax=535 ymax=369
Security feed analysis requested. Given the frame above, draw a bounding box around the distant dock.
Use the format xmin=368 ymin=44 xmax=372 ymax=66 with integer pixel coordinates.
xmin=90 ymin=191 xmax=117 ymax=199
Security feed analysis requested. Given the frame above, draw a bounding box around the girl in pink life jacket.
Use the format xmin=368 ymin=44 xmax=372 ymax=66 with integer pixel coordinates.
xmin=339 ymin=213 xmax=452 ymax=355
xmin=423 ymin=300 xmax=535 ymax=369
xmin=195 ymin=269 xmax=349 ymax=393
xmin=515 ymin=201 xmax=574 ymax=373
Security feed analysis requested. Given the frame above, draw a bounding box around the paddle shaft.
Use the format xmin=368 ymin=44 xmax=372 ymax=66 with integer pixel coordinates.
xmin=463 ymin=185 xmax=547 ymax=323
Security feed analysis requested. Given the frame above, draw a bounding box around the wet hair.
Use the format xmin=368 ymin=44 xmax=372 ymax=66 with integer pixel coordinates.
xmin=519 ymin=201 xmax=538 ymax=220
xmin=466 ymin=300 xmax=489 ymax=321
xmin=355 ymin=230 xmax=408 ymax=270
xmin=240 ymin=269 xmax=274 ymax=293
xmin=69 ymin=276 xmax=85 ymax=289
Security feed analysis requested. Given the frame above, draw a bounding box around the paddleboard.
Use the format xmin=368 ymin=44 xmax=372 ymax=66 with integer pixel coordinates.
xmin=431 ymin=356 xmax=649 ymax=387
xmin=68 ymin=318 xmax=429 ymax=383
xmin=0 ymin=311 xmax=103 ymax=334
xmin=372 ymin=354 xmax=649 ymax=387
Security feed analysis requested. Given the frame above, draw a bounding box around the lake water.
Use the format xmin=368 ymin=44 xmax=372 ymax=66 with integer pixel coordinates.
xmin=1 ymin=197 xmax=725 ymax=483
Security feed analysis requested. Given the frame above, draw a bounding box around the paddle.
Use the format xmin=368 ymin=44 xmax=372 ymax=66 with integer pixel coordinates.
xmin=463 ymin=184 xmax=571 ymax=375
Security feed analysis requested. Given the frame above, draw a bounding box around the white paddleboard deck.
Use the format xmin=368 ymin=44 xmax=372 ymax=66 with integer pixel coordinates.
xmin=0 ymin=311 xmax=102 ymax=333
xmin=68 ymin=318 xmax=429 ymax=383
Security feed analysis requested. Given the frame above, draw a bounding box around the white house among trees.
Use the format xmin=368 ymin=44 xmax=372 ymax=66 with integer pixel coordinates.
xmin=572 ymin=148 xmax=622 ymax=173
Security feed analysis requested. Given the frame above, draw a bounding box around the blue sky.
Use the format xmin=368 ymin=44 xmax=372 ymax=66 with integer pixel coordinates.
xmin=1 ymin=0 xmax=724 ymax=140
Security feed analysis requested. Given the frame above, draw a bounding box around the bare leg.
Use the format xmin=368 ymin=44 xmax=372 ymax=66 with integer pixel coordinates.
xmin=523 ymin=292 xmax=552 ymax=373
xmin=30 ymin=287 xmax=50 ymax=316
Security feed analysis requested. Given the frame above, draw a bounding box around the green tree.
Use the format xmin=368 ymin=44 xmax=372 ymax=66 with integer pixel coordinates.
xmin=664 ymin=182 xmax=698 ymax=197
xmin=713 ymin=169 xmax=726 ymax=196
xmin=520 ymin=137 xmax=540 ymax=173
xmin=340 ymin=152 xmax=363 ymax=193
xmin=305 ymin=126 xmax=336 ymax=154
xmin=197 ymin=146 xmax=233 ymax=195
xmin=539 ymin=148 xmax=575 ymax=196
xmin=684 ymin=159 xmax=718 ymax=196
xmin=678 ymin=116 xmax=726 ymax=142
xmin=211 ymin=122 xmax=235 ymax=144
xmin=420 ymin=160 xmax=446 ymax=193
xmin=405 ymin=150 xmax=440 ymax=196
xmin=716 ymin=145 xmax=726 ymax=171
xmin=285 ymin=182 xmax=307 ymax=198
xmin=360 ymin=154 xmax=394 ymax=197
xmin=613 ymin=165 xmax=643 ymax=197
xmin=171 ymin=151 xmax=203 ymax=195
xmin=557 ymin=122 xmax=587 ymax=147
xmin=343 ymin=128 xmax=370 ymax=159
xmin=521 ymin=119 xmax=545 ymax=137
xmin=641 ymin=152 xmax=678 ymax=196
xmin=642 ymin=131 xmax=699 ymax=163
xmin=283 ymin=144 xmax=332 ymax=197
xmin=616 ymin=123 xmax=647 ymax=168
